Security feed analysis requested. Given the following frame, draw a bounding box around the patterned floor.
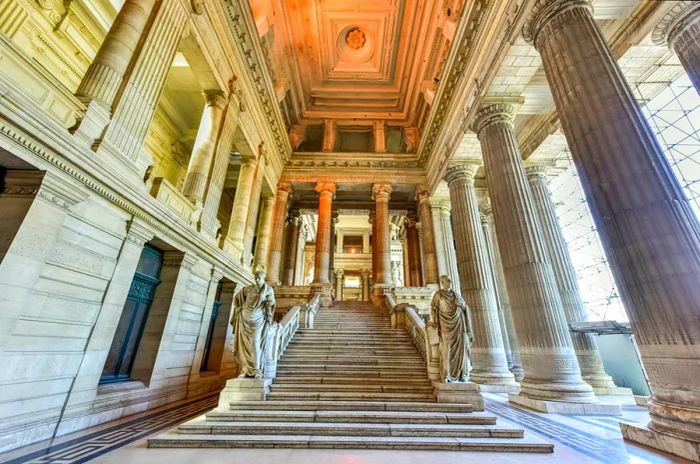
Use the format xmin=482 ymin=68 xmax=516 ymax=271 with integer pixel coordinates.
xmin=0 ymin=393 xmax=690 ymax=464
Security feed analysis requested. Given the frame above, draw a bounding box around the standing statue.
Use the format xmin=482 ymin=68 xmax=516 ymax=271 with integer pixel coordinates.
xmin=429 ymin=275 xmax=473 ymax=382
xmin=230 ymin=270 xmax=276 ymax=378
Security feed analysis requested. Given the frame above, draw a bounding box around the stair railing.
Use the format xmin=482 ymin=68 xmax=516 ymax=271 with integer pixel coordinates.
xmin=264 ymin=293 xmax=319 ymax=380
xmin=384 ymin=294 xmax=441 ymax=381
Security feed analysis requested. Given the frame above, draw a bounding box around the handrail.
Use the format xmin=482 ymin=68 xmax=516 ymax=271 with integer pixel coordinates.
xmin=384 ymin=294 xmax=441 ymax=381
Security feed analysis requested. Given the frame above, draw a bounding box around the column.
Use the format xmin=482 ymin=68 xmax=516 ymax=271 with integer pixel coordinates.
xmin=445 ymin=165 xmax=517 ymax=389
xmin=372 ymin=183 xmax=393 ymax=303
xmin=242 ymin=154 xmax=266 ymax=265
xmin=405 ymin=214 xmax=423 ymax=287
xmin=334 ymin=269 xmax=344 ymax=301
xmin=481 ymin=202 xmax=524 ymax=381
xmin=369 ymin=211 xmax=377 ymax=284
xmin=430 ymin=198 xmax=461 ymax=294
xmin=374 ymin=121 xmax=387 ymax=153
xmin=72 ymin=0 xmax=158 ymax=144
xmin=224 ymin=156 xmax=258 ymax=257
xmin=526 ymin=166 xmax=622 ymax=393
xmin=473 ymin=103 xmax=596 ymax=407
xmin=653 ymin=4 xmax=700 ymax=94
xmin=415 ymin=186 xmax=439 ymax=285
xmin=182 ymin=91 xmax=228 ymax=206
xmin=266 ymin=182 xmax=292 ymax=285
xmin=361 ymin=269 xmax=371 ymax=302
xmin=294 ymin=226 xmax=307 ymax=285
xmin=362 ymin=232 xmax=370 ymax=254
xmin=401 ymin=234 xmax=411 ymax=287
xmin=336 ymin=229 xmax=344 ymax=253
xmin=330 ymin=211 xmax=338 ymax=287
xmin=98 ymin=1 xmax=188 ymax=172
xmin=322 ymin=119 xmax=336 ymax=152
xmin=282 ymin=210 xmax=301 ymax=285
xmin=525 ymin=0 xmax=700 ymax=443
xmin=312 ymin=182 xmax=336 ymax=304
xmin=252 ymin=194 xmax=275 ymax=273
xmin=199 ymin=98 xmax=241 ymax=238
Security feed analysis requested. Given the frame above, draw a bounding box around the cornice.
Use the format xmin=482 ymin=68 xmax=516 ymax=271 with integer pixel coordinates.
xmin=220 ymin=0 xmax=292 ymax=163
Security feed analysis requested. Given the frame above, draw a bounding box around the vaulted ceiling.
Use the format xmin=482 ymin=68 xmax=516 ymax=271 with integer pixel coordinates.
xmin=250 ymin=0 xmax=462 ymax=127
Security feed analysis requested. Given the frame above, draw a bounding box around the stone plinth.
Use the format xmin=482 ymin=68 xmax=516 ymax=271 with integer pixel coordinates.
xmin=620 ymin=423 xmax=700 ymax=462
xmin=217 ymin=377 xmax=272 ymax=410
xmin=432 ymin=381 xmax=484 ymax=411
xmin=509 ymin=393 xmax=621 ymax=416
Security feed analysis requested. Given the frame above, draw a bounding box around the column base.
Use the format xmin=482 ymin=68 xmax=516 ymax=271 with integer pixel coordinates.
xmin=634 ymin=395 xmax=651 ymax=408
xmin=508 ymin=393 xmax=622 ymax=416
xmin=477 ymin=383 xmax=521 ymax=393
xmin=620 ymin=422 xmax=700 ymax=462
xmin=217 ymin=377 xmax=271 ymax=410
xmin=592 ymin=386 xmax=634 ymax=396
xmin=71 ymin=99 xmax=111 ymax=147
xmin=432 ymin=381 xmax=484 ymax=411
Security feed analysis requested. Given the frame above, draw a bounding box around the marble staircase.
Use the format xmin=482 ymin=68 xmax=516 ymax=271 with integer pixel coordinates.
xmin=148 ymin=301 xmax=552 ymax=452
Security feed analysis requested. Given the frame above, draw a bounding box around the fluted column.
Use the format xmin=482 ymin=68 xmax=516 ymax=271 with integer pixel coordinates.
xmin=361 ymin=269 xmax=371 ymax=302
xmin=224 ymin=156 xmax=258 ymax=257
xmin=445 ymin=165 xmax=517 ymax=389
xmin=335 ymin=269 xmax=345 ymax=301
xmin=252 ymin=195 xmax=275 ymax=273
xmin=653 ymin=3 xmax=700 ymax=94
xmin=473 ymin=103 xmax=595 ymax=405
xmin=405 ymin=214 xmax=423 ymax=287
xmin=183 ymin=91 xmax=228 ymax=206
xmin=415 ymin=187 xmax=439 ymax=285
xmin=242 ymin=155 xmax=266 ymax=266
xmin=98 ymin=1 xmax=188 ymax=171
xmin=430 ymin=199 xmax=461 ymax=294
xmin=481 ymin=202 xmax=524 ymax=382
xmin=73 ymin=0 xmax=157 ymax=143
xmin=526 ymin=166 xmax=622 ymax=393
xmin=372 ymin=183 xmax=393 ymax=303
xmin=369 ymin=211 xmax=377 ymax=284
xmin=313 ymin=182 xmax=336 ymax=289
xmin=525 ymin=0 xmax=700 ymax=443
xmin=266 ymin=183 xmax=292 ymax=285
xmin=282 ymin=210 xmax=301 ymax=285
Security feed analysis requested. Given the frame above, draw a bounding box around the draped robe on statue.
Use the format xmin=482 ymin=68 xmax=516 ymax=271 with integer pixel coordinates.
xmin=232 ymin=282 xmax=276 ymax=378
xmin=431 ymin=289 xmax=472 ymax=382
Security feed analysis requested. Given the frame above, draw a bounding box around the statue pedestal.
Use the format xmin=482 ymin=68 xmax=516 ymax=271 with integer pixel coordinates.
xmin=217 ymin=377 xmax=271 ymax=410
xmin=311 ymin=283 xmax=332 ymax=308
xmin=432 ymin=381 xmax=484 ymax=411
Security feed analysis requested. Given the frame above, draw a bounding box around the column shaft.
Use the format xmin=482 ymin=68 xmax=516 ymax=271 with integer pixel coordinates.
xmin=182 ymin=92 xmax=227 ymax=205
xmin=481 ymin=205 xmax=524 ymax=381
xmin=474 ymin=103 xmax=594 ymax=403
xmin=335 ymin=270 xmax=344 ymax=301
xmin=430 ymin=200 xmax=461 ymax=294
xmin=405 ymin=215 xmax=423 ymax=287
xmin=282 ymin=211 xmax=301 ymax=285
xmin=527 ymin=166 xmax=619 ymax=392
xmin=361 ymin=270 xmax=370 ymax=301
xmin=526 ymin=0 xmax=700 ymax=441
xmin=656 ymin=4 xmax=700 ymax=94
xmin=446 ymin=165 xmax=516 ymax=388
xmin=224 ymin=157 xmax=258 ymax=257
xmin=252 ymin=195 xmax=275 ymax=273
xmin=266 ymin=183 xmax=292 ymax=285
xmin=372 ymin=183 xmax=393 ymax=291
xmin=313 ymin=182 xmax=335 ymax=286
xmin=369 ymin=212 xmax=377 ymax=284
xmin=415 ymin=187 xmax=439 ymax=285
xmin=242 ymin=158 xmax=265 ymax=265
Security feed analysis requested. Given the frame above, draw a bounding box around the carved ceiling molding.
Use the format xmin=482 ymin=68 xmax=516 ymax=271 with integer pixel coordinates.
xmin=221 ymin=1 xmax=292 ymax=162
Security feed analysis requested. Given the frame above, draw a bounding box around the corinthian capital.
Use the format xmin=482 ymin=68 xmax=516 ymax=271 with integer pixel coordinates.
xmin=471 ymin=103 xmax=516 ymax=137
xmin=522 ymin=0 xmax=592 ymax=48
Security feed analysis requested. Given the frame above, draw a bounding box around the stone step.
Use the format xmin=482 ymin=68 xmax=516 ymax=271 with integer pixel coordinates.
xmin=274 ymin=371 xmax=430 ymax=380
xmin=208 ymin=410 xmax=491 ymax=424
xmin=266 ymin=391 xmax=436 ymax=402
xmin=269 ymin=383 xmax=434 ymax=393
xmin=276 ymin=364 xmax=427 ymax=372
xmin=148 ymin=434 xmax=553 ymax=452
xmin=227 ymin=400 xmax=472 ymax=413
xmin=277 ymin=359 xmax=425 ymax=367
xmin=175 ymin=421 xmax=522 ymax=438
xmin=272 ymin=376 xmax=432 ymax=386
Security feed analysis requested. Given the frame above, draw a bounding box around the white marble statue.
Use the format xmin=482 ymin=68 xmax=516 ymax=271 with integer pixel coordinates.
xmin=429 ymin=275 xmax=473 ymax=382
xmin=231 ymin=271 xmax=276 ymax=378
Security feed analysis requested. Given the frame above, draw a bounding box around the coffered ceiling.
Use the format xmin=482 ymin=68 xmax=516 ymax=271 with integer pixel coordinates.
xmin=251 ymin=0 xmax=460 ymax=126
